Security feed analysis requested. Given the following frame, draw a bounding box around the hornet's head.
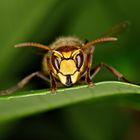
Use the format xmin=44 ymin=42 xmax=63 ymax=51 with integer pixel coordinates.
xmin=51 ymin=48 xmax=84 ymax=87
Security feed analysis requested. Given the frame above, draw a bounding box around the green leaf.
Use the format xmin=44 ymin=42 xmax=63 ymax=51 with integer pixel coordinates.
xmin=0 ymin=81 xmax=140 ymax=122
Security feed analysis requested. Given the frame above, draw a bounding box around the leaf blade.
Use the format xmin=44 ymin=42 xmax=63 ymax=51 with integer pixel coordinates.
xmin=0 ymin=81 xmax=140 ymax=122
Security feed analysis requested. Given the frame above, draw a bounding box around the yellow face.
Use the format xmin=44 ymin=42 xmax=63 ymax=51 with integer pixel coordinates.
xmin=51 ymin=49 xmax=84 ymax=87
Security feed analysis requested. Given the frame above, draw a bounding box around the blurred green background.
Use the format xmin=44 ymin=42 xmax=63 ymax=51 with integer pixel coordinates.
xmin=0 ymin=0 xmax=140 ymax=140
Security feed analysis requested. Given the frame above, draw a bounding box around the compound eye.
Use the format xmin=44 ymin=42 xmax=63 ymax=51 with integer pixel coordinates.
xmin=75 ymin=53 xmax=83 ymax=69
xmin=51 ymin=55 xmax=61 ymax=72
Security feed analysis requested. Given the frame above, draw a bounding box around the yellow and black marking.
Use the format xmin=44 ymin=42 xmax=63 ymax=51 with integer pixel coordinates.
xmin=50 ymin=49 xmax=84 ymax=86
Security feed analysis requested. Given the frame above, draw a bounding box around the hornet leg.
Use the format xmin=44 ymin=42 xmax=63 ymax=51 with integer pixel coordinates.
xmin=0 ymin=71 xmax=49 ymax=95
xmin=46 ymin=57 xmax=57 ymax=94
xmin=90 ymin=63 xmax=130 ymax=82
xmin=85 ymin=47 xmax=95 ymax=86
